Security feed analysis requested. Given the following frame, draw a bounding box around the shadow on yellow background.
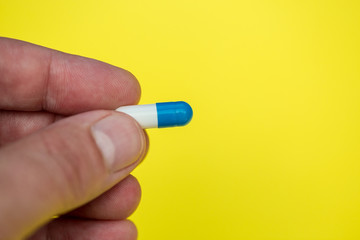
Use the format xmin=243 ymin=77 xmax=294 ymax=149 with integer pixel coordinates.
xmin=1 ymin=0 xmax=360 ymax=239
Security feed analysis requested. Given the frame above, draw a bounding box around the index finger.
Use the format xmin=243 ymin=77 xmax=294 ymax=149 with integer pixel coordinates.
xmin=0 ymin=37 xmax=141 ymax=114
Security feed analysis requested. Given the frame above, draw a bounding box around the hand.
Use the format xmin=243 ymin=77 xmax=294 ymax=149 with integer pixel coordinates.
xmin=0 ymin=37 xmax=148 ymax=240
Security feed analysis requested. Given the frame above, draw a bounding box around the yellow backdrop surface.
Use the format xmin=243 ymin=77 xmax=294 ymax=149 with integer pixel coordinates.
xmin=1 ymin=0 xmax=360 ymax=239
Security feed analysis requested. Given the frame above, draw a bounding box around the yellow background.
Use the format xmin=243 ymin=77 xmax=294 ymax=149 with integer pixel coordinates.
xmin=1 ymin=0 xmax=360 ymax=239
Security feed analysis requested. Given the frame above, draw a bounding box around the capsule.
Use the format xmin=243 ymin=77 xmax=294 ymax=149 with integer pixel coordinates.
xmin=116 ymin=101 xmax=193 ymax=129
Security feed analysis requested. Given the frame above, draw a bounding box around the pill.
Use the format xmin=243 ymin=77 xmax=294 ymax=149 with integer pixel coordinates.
xmin=116 ymin=101 xmax=193 ymax=129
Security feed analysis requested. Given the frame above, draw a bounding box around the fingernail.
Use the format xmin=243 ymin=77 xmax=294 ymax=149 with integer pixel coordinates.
xmin=90 ymin=115 xmax=145 ymax=172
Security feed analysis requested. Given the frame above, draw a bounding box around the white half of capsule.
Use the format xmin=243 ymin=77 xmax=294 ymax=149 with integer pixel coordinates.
xmin=116 ymin=104 xmax=158 ymax=128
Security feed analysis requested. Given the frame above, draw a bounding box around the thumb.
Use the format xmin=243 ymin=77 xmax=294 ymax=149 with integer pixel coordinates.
xmin=0 ymin=110 xmax=147 ymax=239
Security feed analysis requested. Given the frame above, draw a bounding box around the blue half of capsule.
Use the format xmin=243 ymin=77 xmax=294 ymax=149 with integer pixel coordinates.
xmin=156 ymin=101 xmax=193 ymax=128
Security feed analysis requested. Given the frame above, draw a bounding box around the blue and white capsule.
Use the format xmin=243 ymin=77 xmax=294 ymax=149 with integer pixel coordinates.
xmin=116 ymin=101 xmax=193 ymax=129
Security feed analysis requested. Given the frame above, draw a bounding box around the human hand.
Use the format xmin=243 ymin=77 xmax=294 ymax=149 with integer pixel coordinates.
xmin=0 ymin=37 xmax=148 ymax=240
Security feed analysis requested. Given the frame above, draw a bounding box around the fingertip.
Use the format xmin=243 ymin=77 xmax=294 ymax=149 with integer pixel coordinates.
xmin=67 ymin=175 xmax=142 ymax=220
xmin=91 ymin=112 xmax=147 ymax=173
xmin=120 ymin=220 xmax=138 ymax=240
xmin=105 ymin=67 xmax=141 ymax=107
xmin=118 ymin=69 xmax=142 ymax=105
xmin=121 ymin=175 xmax=142 ymax=213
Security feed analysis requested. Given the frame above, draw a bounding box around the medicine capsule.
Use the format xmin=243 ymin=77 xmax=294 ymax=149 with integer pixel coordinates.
xmin=116 ymin=101 xmax=193 ymax=129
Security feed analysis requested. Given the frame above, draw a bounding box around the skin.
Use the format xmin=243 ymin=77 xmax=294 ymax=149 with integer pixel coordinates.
xmin=0 ymin=37 xmax=149 ymax=240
